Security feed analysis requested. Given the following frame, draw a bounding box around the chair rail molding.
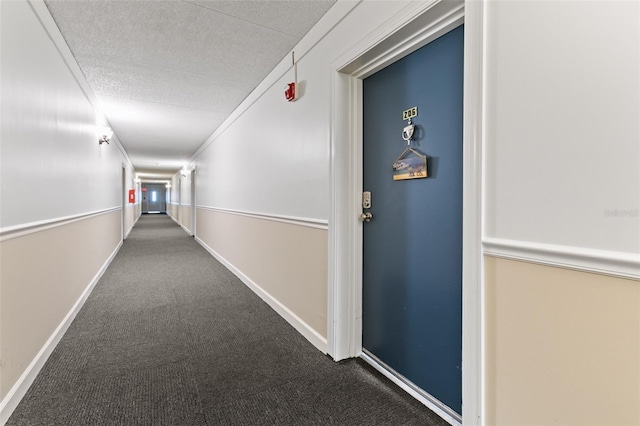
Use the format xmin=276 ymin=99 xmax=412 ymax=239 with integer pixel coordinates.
xmin=483 ymin=237 xmax=640 ymax=281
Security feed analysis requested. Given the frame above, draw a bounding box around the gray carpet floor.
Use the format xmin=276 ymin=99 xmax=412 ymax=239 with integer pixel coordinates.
xmin=8 ymin=214 xmax=449 ymax=426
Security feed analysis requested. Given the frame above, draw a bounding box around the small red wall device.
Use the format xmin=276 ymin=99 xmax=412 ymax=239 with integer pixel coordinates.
xmin=285 ymin=83 xmax=296 ymax=102
xmin=128 ymin=189 xmax=135 ymax=203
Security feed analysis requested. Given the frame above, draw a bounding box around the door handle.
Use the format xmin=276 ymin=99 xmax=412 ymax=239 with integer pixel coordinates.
xmin=359 ymin=212 xmax=373 ymax=222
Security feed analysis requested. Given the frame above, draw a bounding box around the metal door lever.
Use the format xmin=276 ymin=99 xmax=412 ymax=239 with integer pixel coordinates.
xmin=359 ymin=212 xmax=373 ymax=222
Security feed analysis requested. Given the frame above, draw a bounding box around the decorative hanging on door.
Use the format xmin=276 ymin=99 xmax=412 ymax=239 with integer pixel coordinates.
xmin=392 ymin=116 xmax=428 ymax=180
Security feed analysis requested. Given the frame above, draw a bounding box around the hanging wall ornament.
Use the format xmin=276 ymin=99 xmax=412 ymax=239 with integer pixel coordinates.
xmin=392 ymin=117 xmax=428 ymax=180
xmin=392 ymin=147 xmax=427 ymax=180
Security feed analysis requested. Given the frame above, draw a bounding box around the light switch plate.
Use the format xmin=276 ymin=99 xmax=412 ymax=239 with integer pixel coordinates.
xmin=363 ymin=191 xmax=371 ymax=209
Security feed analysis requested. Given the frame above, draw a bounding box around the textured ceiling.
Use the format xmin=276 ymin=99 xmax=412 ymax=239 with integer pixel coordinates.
xmin=44 ymin=0 xmax=336 ymax=180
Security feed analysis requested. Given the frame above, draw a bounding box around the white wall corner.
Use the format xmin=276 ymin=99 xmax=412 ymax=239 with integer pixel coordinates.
xmin=328 ymin=70 xmax=361 ymax=362
xmin=461 ymin=0 xmax=485 ymax=424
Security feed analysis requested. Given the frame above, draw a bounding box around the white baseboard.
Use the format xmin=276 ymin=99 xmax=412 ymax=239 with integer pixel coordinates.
xmin=195 ymin=236 xmax=328 ymax=354
xmin=124 ymin=213 xmax=141 ymax=239
xmin=0 ymin=241 xmax=123 ymax=426
xmin=179 ymin=224 xmax=192 ymax=236
xmin=166 ymin=213 xmax=192 ymax=236
xmin=124 ymin=222 xmax=133 ymax=240
xmin=360 ymin=350 xmax=462 ymax=426
xmin=168 ymin=213 xmax=179 ymax=226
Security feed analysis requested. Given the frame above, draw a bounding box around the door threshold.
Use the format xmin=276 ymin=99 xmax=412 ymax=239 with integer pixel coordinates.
xmin=360 ymin=349 xmax=461 ymax=426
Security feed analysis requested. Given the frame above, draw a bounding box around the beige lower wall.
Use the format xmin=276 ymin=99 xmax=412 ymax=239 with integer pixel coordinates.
xmin=124 ymin=203 xmax=139 ymax=237
xmin=485 ymin=256 xmax=640 ymax=425
xmin=181 ymin=205 xmax=191 ymax=233
xmin=196 ymin=208 xmax=328 ymax=338
xmin=0 ymin=210 xmax=122 ymax=400
xmin=167 ymin=203 xmax=179 ymax=221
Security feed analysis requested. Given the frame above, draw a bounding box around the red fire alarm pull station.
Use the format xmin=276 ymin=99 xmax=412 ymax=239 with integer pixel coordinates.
xmin=285 ymin=51 xmax=297 ymax=102
xmin=285 ymin=83 xmax=296 ymax=102
xmin=128 ymin=189 xmax=135 ymax=203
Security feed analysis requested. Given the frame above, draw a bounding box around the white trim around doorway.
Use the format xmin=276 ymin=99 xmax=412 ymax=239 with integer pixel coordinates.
xmin=327 ymin=0 xmax=484 ymax=424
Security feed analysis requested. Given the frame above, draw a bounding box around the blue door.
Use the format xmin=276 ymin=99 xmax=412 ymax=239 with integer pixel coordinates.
xmin=362 ymin=26 xmax=464 ymax=415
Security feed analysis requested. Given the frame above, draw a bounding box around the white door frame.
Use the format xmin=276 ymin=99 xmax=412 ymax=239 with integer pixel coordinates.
xmin=327 ymin=1 xmax=484 ymax=424
xmin=178 ymin=178 xmax=182 ymax=224
xmin=121 ymin=165 xmax=126 ymax=240
xmin=190 ymin=168 xmax=197 ymax=236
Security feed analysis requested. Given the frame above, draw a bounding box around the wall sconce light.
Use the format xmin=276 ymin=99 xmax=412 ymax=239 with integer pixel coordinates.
xmin=99 ymin=126 xmax=113 ymax=145
xmin=166 ymin=183 xmax=171 ymax=189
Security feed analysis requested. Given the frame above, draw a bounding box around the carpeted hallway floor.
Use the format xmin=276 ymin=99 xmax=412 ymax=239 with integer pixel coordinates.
xmin=7 ymin=214 xmax=449 ymax=425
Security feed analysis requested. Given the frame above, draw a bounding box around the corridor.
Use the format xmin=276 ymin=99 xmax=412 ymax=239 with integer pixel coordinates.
xmin=3 ymin=1 xmax=639 ymax=424
xmin=7 ymin=215 xmax=447 ymax=425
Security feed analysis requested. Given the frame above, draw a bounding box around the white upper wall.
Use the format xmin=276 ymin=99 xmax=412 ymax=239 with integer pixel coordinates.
xmin=169 ymin=174 xmax=180 ymax=206
xmin=0 ymin=0 xmax=135 ymax=229
xmin=186 ymin=0 xmax=638 ymax=255
xmin=192 ymin=0 xmax=413 ymax=220
xmin=484 ymin=0 xmax=639 ymax=254
xmin=183 ymin=171 xmax=192 ymax=207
